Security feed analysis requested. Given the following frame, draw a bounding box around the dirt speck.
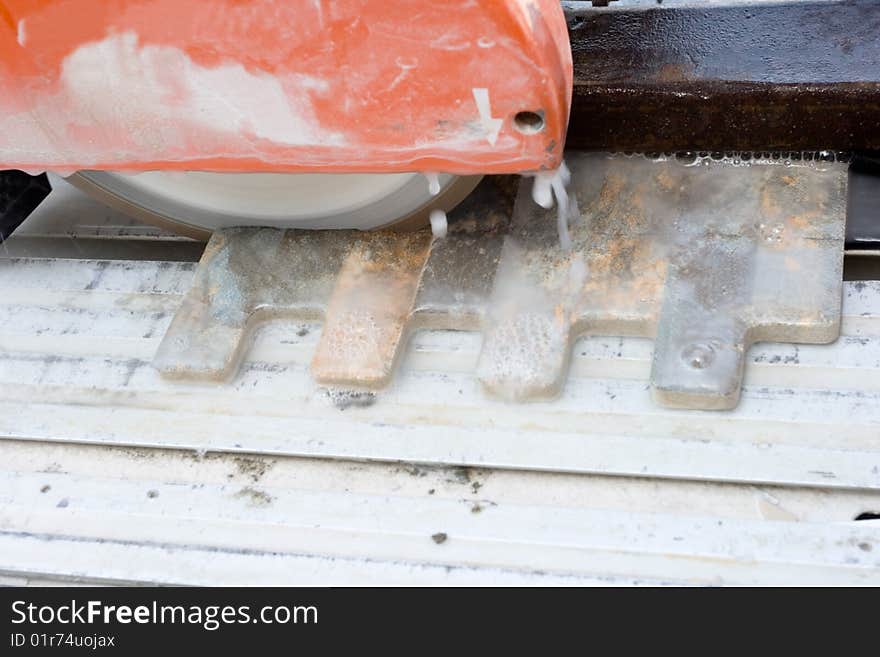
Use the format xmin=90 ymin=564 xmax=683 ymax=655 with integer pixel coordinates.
xmin=431 ymin=532 xmax=448 ymax=545
xmin=115 ymin=448 xmax=159 ymax=462
xmin=235 ymin=487 xmax=274 ymax=507
xmin=146 ymin=489 xmax=159 ymax=499
xmin=232 ymin=456 xmax=276 ymax=483
xmin=56 ymin=498 xmax=69 ymax=508
xmin=446 ymin=466 xmax=473 ymax=485
xmin=40 ymin=485 xmax=50 ymax=493
xmin=858 ymin=542 xmax=873 ymax=552
xmin=397 ymin=463 xmax=428 ymax=478
xmin=324 ymin=388 xmax=377 ymax=411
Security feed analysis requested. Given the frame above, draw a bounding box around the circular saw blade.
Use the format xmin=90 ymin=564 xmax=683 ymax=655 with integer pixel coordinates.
xmin=68 ymin=171 xmax=481 ymax=239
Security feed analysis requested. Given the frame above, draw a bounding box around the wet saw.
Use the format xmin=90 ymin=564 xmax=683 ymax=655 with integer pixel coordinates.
xmin=2 ymin=1 xmax=880 ymax=242
xmin=2 ymin=0 xmax=880 ymax=411
xmin=0 ymin=0 xmax=572 ymax=236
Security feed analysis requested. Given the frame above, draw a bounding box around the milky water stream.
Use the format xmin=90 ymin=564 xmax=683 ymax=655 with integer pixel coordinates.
xmin=530 ymin=161 xmax=577 ymax=252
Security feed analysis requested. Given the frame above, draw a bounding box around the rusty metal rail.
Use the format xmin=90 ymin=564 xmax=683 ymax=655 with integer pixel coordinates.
xmin=565 ymin=0 xmax=880 ymax=152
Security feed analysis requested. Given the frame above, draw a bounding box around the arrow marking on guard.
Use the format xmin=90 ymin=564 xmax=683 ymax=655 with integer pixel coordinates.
xmin=473 ymin=88 xmax=503 ymax=146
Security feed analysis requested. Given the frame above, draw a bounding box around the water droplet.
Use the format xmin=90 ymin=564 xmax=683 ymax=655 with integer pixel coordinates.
xmin=429 ymin=209 xmax=448 ymax=239
xmin=423 ymin=172 xmax=441 ymax=196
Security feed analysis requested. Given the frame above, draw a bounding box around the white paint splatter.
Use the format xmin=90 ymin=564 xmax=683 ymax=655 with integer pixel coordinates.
xmin=311 ymin=0 xmax=325 ymax=29
xmin=430 ymin=209 xmax=448 ymax=239
xmin=389 ymin=56 xmax=418 ymax=91
xmin=59 ymin=32 xmax=339 ymax=148
xmin=429 ymin=34 xmax=471 ymax=51
xmin=0 ymin=31 xmax=342 ymax=165
xmin=472 ymin=88 xmax=503 ymax=146
xmin=16 ymin=20 xmax=27 ymax=47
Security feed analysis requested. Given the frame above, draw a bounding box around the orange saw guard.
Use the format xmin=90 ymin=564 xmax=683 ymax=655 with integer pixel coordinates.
xmin=0 ymin=0 xmax=572 ymax=175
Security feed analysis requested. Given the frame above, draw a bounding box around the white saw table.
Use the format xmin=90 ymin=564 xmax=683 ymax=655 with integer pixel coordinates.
xmin=0 ymin=177 xmax=878 ymax=586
